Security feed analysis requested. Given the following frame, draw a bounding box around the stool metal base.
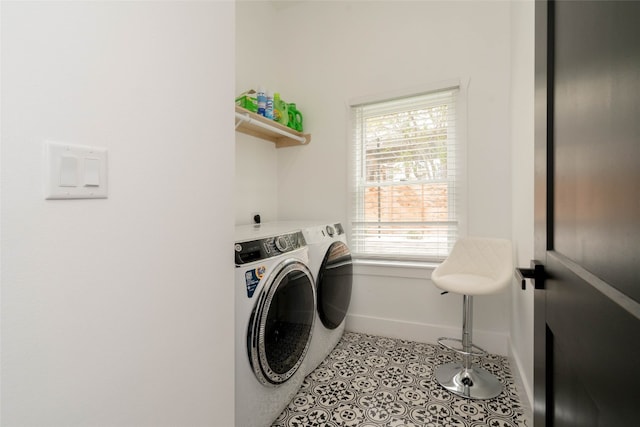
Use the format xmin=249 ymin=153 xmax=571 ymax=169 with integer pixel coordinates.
xmin=434 ymin=362 xmax=503 ymax=400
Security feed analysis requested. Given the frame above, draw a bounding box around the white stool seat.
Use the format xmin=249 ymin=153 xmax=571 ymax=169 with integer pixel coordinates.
xmin=432 ymin=237 xmax=512 ymax=295
xmin=431 ymin=237 xmax=513 ymax=400
xmin=431 ymin=274 xmax=497 ymax=295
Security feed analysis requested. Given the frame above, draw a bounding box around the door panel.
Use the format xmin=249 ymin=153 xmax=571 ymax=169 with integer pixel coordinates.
xmin=535 ymin=1 xmax=640 ymax=426
xmin=551 ymin=332 xmax=599 ymax=427
xmin=546 ymin=253 xmax=639 ymax=425
xmin=553 ymin=0 xmax=640 ymax=301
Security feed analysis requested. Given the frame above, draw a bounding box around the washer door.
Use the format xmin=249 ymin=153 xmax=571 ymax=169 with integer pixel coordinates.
xmin=248 ymin=259 xmax=315 ymax=385
xmin=317 ymin=241 xmax=353 ymax=330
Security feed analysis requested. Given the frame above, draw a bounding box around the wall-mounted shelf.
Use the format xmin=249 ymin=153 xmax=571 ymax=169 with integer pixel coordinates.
xmin=235 ymin=106 xmax=311 ymax=148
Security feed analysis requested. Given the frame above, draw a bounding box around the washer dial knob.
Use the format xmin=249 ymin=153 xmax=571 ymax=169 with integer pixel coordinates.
xmin=275 ymin=236 xmax=289 ymax=252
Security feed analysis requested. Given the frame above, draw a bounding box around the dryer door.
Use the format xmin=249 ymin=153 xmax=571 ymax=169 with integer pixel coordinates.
xmin=248 ymin=259 xmax=315 ymax=385
xmin=317 ymin=241 xmax=353 ymax=330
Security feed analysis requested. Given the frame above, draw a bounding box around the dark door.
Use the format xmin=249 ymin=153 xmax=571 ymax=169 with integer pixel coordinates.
xmin=534 ymin=1 xmax=640 ymax=425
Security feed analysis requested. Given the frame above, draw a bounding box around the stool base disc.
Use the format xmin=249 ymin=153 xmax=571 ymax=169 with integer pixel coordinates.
xmin=435 ymin=362 xmax=503 ymax=400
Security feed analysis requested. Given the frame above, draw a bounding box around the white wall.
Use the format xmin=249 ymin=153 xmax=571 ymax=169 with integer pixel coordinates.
xmin=235 ymin=1 xmax=514 ymax=354
xmin=1 ymin=2 xmax=235 ymax=426
xmin=235 ymin=136 xmax=279 ymax=224
xmin=235 ymin=1 xmax=280 ymax=225
xmin=509 ymin=0 xmax=535 ymax=409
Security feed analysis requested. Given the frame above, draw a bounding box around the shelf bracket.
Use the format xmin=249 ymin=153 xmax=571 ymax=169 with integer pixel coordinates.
xmin=235 ymin=112 xmax=249 ymax=130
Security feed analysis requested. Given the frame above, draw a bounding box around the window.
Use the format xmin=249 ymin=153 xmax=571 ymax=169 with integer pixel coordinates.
xmin=350 ymin=86 xmax=462 ymax=262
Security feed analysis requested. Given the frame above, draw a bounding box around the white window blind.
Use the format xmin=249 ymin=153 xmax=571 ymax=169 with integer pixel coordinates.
xmin=350 ymin=87 xmax=461 ymax=262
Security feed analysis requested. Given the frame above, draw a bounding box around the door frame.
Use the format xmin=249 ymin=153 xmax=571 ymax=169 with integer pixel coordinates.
xmin=533 ymin=0 xmax=551 ymax=421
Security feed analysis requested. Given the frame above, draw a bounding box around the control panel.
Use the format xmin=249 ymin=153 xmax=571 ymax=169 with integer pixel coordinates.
xmin=235 ymin=231 xmax=306 ymax=265
xmin=321 ymin=223 xmax=344 ymax=238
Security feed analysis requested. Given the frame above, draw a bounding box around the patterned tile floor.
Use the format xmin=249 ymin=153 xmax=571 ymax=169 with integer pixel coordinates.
xmin=273 ymin=332 xmax=530 ymax=427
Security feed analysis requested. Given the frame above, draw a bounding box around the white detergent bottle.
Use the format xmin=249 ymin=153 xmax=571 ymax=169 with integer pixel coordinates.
xmin=265 ymin=91 xmax=274 ymax=120
xmin=257 ymin=86 xmax=266 ymax=116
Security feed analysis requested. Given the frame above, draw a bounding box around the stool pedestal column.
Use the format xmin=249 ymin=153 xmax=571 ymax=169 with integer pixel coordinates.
xmin=434 ymin=295 xmax=503 ymax=400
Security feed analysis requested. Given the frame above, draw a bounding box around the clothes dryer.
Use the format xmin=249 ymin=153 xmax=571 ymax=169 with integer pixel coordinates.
xmin=299 ymin=222 xmax=353 ymax=376
xmin=235 ymin=223 xmax=315 ymax=427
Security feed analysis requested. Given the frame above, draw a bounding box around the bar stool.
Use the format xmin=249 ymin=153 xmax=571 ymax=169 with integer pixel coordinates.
xmin=431 ymin=237 xmax=513 ymax=399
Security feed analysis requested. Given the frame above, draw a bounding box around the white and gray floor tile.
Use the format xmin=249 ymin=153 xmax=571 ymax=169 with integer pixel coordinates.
xmin=273 ymin=332 xmax=529 ymax=427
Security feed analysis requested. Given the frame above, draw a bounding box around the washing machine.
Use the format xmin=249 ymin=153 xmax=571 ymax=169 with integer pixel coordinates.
xmin=298 ymin=221 xmax=353 ymax=376
xmin=235 ymin=223 xmax=316 ymax=427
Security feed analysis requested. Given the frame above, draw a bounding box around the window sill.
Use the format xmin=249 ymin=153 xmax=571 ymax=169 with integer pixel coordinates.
xmin=353 ymin=258 xmax=438 ymax=280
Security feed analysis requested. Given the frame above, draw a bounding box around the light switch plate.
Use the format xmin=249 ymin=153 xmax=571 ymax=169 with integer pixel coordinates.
xmin=44 ymin=141 xmax=108 ymax=199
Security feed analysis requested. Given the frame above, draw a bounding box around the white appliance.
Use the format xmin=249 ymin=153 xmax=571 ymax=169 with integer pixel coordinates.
xmin=235 ymin=223 xmax=316 ymax=427
xmin=298 ymin=221 xmax=353 ymax=376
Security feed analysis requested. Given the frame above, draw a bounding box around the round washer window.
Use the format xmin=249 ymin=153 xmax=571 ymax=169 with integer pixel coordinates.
xmin=317 ymin=241 xmax=353 ymax=330
xmin=248 ymin=259 xmax=315 ymax=385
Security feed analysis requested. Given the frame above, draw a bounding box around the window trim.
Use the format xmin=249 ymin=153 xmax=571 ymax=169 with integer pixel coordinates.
xmin=347 ymin=79 xmax=468 ymax=264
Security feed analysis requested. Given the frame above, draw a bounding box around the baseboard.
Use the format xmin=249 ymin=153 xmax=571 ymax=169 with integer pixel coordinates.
xmin=345 ymin=313 xmax=509 ymax=356
xmin=508 ymin=338 xmax=534 ymax=416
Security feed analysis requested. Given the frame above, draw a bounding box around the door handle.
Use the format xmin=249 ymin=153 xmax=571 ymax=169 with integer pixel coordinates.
xmin=515 ymin=260 xmax=546 ymax=290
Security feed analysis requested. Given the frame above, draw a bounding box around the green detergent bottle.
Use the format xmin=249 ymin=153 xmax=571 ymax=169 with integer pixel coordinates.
xmin=287 ymin=103 xmax=303 ymax=132
xmin=273 ymin=93 xmax=288 ymax=126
